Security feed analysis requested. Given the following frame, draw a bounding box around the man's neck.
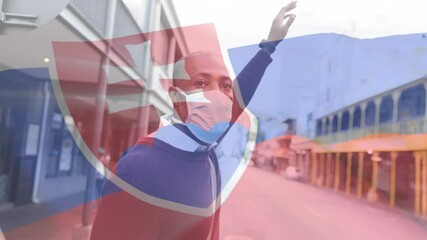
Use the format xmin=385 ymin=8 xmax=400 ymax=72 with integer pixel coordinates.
xmin=152 ymin=114 xmax=209 ymax=152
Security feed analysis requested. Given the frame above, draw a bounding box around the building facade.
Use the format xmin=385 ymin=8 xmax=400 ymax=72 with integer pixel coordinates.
xmin=289 ymin=33 xmax=427 ymax=214
xmin=0 ymin=0 xmax=185 ymax=210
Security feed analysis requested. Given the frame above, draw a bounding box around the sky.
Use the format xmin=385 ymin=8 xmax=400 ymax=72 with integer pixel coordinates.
xmin=171 ymin=0 xmax=426 ymax=49
xmin=122 ymin=0 xmax=427 ymax=74
xmin=122 ymin=0 xmax=427 ymax=136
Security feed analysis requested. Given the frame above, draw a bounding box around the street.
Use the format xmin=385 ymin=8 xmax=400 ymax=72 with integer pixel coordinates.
xmin=3 ymin=166 xmax=427 ymax=240
xmin=220 ymin=166 xmax=427 ymax=240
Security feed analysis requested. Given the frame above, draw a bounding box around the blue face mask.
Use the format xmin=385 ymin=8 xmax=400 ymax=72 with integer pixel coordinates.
xmin=173 ymin=88 xmax=233 ymax=144
xmin=186 ymin=122 xmax=230 ymax=144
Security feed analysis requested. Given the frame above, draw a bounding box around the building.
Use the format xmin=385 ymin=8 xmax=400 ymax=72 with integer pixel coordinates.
xmin=0 ymin=0 xmax=186 ymax=211
xmin=290 ymin=33 xmax=427 ymax=215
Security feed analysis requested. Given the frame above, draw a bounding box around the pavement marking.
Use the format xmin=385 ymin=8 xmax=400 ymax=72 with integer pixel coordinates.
xmin=303 ymin=205 xmax=324 ymax=219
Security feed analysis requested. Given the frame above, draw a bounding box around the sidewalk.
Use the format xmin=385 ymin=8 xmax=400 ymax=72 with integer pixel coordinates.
xmin=277 ymin=168 xmax=427 ymax=232
xmin=0 ymin=193 xmax=95 ymax=240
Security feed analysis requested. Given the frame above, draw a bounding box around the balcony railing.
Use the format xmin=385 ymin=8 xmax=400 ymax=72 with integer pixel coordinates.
xmin=315 ymin=116 xmax=426 ymax=144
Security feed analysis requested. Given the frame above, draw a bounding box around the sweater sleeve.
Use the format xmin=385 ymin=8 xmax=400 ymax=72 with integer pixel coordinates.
xmin=231 ymin=49 xmax=273 ymax=122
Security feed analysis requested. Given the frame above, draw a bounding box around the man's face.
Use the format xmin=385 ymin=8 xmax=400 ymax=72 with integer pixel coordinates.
xmin=173 ymin=52 xmax=233 ymax=99
xmin=170 ymin=52 xmax=234 ymax=123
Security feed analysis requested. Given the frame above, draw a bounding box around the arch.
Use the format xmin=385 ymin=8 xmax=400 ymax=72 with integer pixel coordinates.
xmin=398 ymin=84 xmax=426 ymax=120
xmin=353 ymin=106 xmax=361 ymax=128
xmin=316 ymin=119 xmax=323 ymax=136
xmin=325 ymin=118 xmax=330 ymax=135
xmin=365 ymin=101 xmax=375 ymax=126
xmin=380 ymin=96 xmax=393 ymax=123
xmin=332 ymin=115 xmax=338 ymax=133
xmin=341 ymin=110 xmax=350 ymax=131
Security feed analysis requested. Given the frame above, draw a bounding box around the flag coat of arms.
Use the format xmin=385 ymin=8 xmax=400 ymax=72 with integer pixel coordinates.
xmin=52 ymin=23 xmax=272 ymax=239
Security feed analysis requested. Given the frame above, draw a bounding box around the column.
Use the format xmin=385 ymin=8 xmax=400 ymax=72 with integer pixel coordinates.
xmin=424 ymin=82 xmax=427 ymax=132
xmin=367 ymin=152 xmax=380 ymax=202
xmin=326 ymin=153 xmax=332 ymax=188
xmin=337 ymin=112 xmax=343 ymax=142
xmin=326 ymin=116 xmax=333 ymax=143
xmin=390 ymin=152 xmax=398 ymax=208
xmin=318 ymin=153 xmax=325 ymax=186
xmin=323 ymin=117 xmax=328 ymax=135
xmin=391 ymin=91 xmax=401 ymax=133
xmin=414 ymin=151 xmax=421 ymax=215
xmin=360 ymin=102 xmax=368 ymax=138
xmin=311 ymin=152 xmax=317 ymax=185
xmin=360 ymin=102 xmax=367 ymax=129
xmin=316 ymin=118 xmax=325 ymax=136
xmin=318 ymin=119 xmax=322 ymax=136
xmin=348 ymin=107 xmax=355 ymax=129
xmin=422 ymin=151 xmax=427 ymax=216
xmin=305 ymin=151 xmax=310 ymax=180
xmin=82 ymin=1 xmax=116 ymax=226
xmin=349 ymin=107 xmax=355 ymax=135
xmin=290 ymin=150 xmax=297 ymax=167
xmin=374 ymin=97 xmax=382 ymax=134
xmin=357 ymin=152 xmax=364 ymax=198
xmin=322 ymin=118 xmax=327 ymax=136
xmin=334 ymin=152 xmax=341 ymax=191
xmin=346 ymin=152 xmax=353 ymax=194
xmin=296 ymin=152 xmax=301 ymax=169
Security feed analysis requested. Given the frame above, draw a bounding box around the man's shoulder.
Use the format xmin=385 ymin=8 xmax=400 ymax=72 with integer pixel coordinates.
xmin=111 ymin=139 xmax=169 ymax=192
xmin=115 ymin=140 xmax=159 ymax=174
xmin=115 ymin=137 xmax=183 ymax=178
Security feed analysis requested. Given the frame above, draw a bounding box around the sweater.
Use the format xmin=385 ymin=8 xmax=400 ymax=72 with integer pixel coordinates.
xmin=90 ymin=49 xmax=272 ymax=240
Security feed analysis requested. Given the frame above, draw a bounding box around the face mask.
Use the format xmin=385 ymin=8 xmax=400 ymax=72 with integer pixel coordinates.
xmin=173 ymin=88 xmax=233 ymax=144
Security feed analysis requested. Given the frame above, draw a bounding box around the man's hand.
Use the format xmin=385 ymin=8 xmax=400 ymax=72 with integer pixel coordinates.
xmin=267 ymin=1 xmax=297 ymax=43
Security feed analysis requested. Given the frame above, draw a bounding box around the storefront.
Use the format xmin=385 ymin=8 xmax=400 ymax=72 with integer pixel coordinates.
xmin=0 ymin=67 xmax=88 ymax=209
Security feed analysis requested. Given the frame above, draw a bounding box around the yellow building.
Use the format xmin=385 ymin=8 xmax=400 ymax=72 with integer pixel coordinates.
xmin=298 ymin=77 xmax=427 ymax=215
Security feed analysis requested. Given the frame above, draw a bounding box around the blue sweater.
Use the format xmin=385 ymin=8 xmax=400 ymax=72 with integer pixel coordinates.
xmin=90 ymin=50 xmax=272 ymax=240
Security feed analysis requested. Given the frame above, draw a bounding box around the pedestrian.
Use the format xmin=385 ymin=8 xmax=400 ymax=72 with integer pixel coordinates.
xmin=90 ymin=2 xmax=297 ymax=239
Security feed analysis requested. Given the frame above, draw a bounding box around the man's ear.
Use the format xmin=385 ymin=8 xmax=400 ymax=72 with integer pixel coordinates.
xmin=169 ymin=86 xmax=188 ymax=122
xmin=168 ymin=86 xmax=178 ymax=102
xmin=169 ymin=86 xmax=187 ymax=103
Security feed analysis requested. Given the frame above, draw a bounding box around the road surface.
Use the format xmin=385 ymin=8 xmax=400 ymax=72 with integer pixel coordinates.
xmin=220 ymin=166 xmax=427 ymax=240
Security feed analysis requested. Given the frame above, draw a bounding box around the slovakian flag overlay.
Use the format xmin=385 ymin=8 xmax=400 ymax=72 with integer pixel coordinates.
xmin=51 ymin=22 xmax=254 ymax=195
xmin=2 ymin=32 xmax=427 ymax=240
xmin=2 ymin=1 xmax=427 ymax=240
xmin=50 ymin=23 xmax=257 ymax=239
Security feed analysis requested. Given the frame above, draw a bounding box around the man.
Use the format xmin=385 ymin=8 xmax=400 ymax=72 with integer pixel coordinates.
xmin=91 ymin=2 xmax=297 ymax=239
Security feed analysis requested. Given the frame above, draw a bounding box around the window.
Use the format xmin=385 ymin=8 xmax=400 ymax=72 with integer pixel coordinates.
xmin=45 ymin=104 xmax=87 ymax=178
xmin=353 ymin=106 xmax=361 ymax=128
xmin=341 ymin=111 xmax=350 ymax=130
xmin=45 ymin=109 xmax=73 ymax=178
xmin=365 ymin=101 xmax=376 ymax=126
xmin=151 ymin=8 xmax=173 ymax=70
xmin=379 ymin=96 xmax=393 ymax=123
xmin=72 ymin=0 xmax=109 ymax=36
xmin=316 ymin=120 xmax=323 ymax=136
xmin=332 ymin=115 xmax=338 ymax=133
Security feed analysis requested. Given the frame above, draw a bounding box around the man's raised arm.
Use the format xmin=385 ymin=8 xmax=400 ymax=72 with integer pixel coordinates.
xmin=231 ymin=1 xmax=297 ymax=122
